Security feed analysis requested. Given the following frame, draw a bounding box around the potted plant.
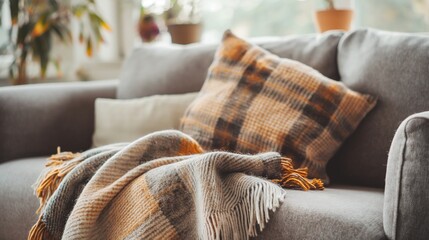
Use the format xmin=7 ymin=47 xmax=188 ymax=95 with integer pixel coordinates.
xmin=314 ymin=0 xmax=353 ymax=32
xmin=7 ymin=0 xmax=110 ymax=85
xmin=137 ymin=8 xmax=160 ymax=43
xmin=165 ymin=0 xmax=202 ymax=44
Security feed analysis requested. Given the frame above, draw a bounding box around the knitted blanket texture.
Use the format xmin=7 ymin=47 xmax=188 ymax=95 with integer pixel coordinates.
xmin=29 ymin=130 xmax=323 ymax=240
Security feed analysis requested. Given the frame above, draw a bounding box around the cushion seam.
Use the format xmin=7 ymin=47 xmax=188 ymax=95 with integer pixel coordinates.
xmin=393 ymin=118 xmax=413 ymax=239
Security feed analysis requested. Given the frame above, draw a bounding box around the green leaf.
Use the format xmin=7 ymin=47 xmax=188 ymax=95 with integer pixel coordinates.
xmin=86 ymin=37 xmax=92 ymax=57
xmin=89 ymin=18 xmax=103 ymax=44
xmin=89 ymin=12 xmax=102 ymax=24
xmin=9 ymin=59 xmax=17 ymax=80
xmin=64 ymin=27 xmax=72 ymax=42
xmin=89 ymin=12 xmax=111 ymax=34
xmin=53 ymin=58 xmax=62 ymax=77
xmin=9 ymin=0 xmax=19 ymax=25
xmin=40 ymin=54 xmax=49 ymax=79
xmin=51 ymin=23 xmax=71 ymax=42
xmin=17 ymin=23 xmax=32 ymax=45
xmin=72 ymin=5 xmax=88 ymax=18
xmin=32 ymin=32 xmax=52 ymax=79
xmin=51 ymin=24 xmax=65 ymax=41
xmin=32 ymin=14 xmax=51 ymax=37
xmin=48 ymin=0 xmax=59 ymax=10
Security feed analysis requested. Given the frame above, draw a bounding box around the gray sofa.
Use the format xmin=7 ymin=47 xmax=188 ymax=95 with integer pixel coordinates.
xmin=1 ymin=28 xmax=428 ymax=240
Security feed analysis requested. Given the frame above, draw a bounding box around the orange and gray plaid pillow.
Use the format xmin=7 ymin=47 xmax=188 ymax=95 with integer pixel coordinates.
xmin=180 ymin=30 xmax=376 ymax=183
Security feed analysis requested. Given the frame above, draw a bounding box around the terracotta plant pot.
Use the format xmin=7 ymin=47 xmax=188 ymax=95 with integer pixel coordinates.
xmin=167 ymin=23 xmax=202 ymax=45
xmin=314 ymin=9 xmax=353 ymax=32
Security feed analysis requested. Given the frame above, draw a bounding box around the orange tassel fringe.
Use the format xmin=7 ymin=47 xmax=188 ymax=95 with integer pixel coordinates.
xmin=35 ymin=147 xmax=81 ymax=214
xmin=29 ymin=147 xmax=81 ymax=240
xmin=273 ymin=157 xmax=324 ymax=190
xmin=28 ymin=215 xmax=50 ymax=240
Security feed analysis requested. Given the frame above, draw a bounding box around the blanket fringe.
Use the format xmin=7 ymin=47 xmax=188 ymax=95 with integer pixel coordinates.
xmin=206 ymin=181 xmax=286 ymax=239
xmin=34 ymin=147 xmax=81 ymax=214
xmin=28 ymin=215 xmax=49 ymax=240
xmin=273 ymin=157 xmax=324 ymax=190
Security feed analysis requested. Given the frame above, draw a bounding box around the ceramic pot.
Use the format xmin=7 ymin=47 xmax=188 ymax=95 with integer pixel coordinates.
xmin=314 ymin=9 xmax=353 ymax=32
xmin=167 ymin=23 xmax=202 ymax=45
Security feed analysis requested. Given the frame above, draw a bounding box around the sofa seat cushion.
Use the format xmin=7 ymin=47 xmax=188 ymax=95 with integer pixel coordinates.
xmin=256 ymin=185 xmax=386 ymax=240
xmin=0 ymin=157 xmax=46 ymax=240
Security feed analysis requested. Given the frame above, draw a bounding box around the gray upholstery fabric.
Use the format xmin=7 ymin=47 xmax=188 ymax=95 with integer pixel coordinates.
xmin=328 ymin=29 xmax=429 ymax=188
xmin=0 ymin=80 xmax=118 ymax=163
xmin=117 ymin=43 xmax=216 ymax=99
xmin=256 ymin=185 xmax=386 ymax=240
xmin=0 ymin=157 xmax=45 ymax=240
xmin=384 ymin=111 xmax=429 ymax=240
xmin=117 ymin=31 xmax=343 ymax=99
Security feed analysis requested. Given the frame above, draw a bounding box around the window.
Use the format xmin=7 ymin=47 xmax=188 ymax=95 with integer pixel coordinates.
xmin=200 ymin=0 xmax=428 ymax=41
xmin=1 ymin=0 xmax=427 ymax=84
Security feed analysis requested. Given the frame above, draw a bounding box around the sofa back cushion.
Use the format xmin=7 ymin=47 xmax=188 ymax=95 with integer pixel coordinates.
xmin=328 ymin=29 xmax=429 ymax=188
xmin=117 ymin=44 xmax=216 ymax=99
xmin=117 ymin=32 xmax=343 ymax=99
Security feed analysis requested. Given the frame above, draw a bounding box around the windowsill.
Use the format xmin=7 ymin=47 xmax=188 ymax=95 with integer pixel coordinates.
xmin=0 ymin=58 xmax=123 ymax=87
xmin=74 ymin=60 xmax=123 ymax=81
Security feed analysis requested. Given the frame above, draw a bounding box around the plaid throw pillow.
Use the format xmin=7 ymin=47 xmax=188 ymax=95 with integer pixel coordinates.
xmin=180 ymin=30 xmax=377 ymax=182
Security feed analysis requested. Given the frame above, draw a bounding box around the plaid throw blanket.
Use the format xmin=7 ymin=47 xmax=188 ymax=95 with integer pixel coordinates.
xmin=29 ymin=130 xmax=323 ymax=240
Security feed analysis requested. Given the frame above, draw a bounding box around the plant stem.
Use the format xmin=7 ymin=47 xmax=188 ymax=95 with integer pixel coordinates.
xmin=15 ymin=59 xmax=27 ymax=85
xmin=326 ymin=0 xmax=335 ymax=9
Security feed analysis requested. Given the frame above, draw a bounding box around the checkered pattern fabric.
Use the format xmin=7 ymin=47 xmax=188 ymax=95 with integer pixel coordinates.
xmin=180 ymin=30 xmax=377 ymax=182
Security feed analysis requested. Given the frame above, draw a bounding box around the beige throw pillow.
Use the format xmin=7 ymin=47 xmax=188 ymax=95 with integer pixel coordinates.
xmin=92 ymin=92 xmax=198 ymax=147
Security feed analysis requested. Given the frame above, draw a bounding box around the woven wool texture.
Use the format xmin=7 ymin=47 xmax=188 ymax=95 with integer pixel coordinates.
xmin=180 ymin=30 xmax=377 ymax=182
xmin=29 ymin=130 xmax=319 ymax=240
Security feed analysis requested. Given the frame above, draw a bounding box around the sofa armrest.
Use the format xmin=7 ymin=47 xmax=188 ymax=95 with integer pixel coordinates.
xmin=0 ymin=80 xmax=118 ymax=163
xmin=384 ymin=111 xmax=429 ymax=240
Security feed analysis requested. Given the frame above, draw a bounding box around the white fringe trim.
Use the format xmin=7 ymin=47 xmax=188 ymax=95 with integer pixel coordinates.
xmin=205 ymin=182 xmax=286 ymax=240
